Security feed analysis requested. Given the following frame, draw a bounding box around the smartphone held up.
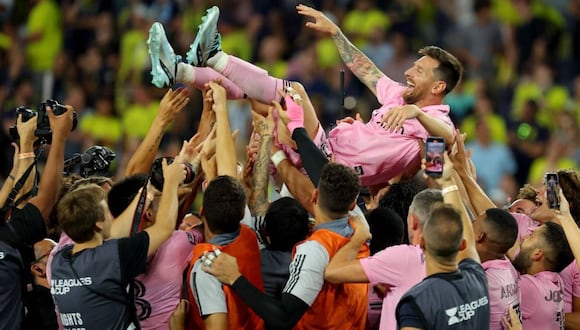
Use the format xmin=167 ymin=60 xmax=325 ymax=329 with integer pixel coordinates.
xmin=425 ymin=136 xmax=445 ymax=178
xmin=545 ymin=172 xmax=560 ymax=209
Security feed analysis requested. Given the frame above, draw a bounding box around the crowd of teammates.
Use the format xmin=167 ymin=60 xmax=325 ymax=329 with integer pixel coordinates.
xmin=1 ymin=3 xmax=580 ymax=330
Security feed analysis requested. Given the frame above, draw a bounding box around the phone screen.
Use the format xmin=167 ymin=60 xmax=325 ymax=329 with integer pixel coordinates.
xmin=425 ymin=137 xmax=445 ymax=177
xmin=545 ymin=173 xmax=560 ymax=209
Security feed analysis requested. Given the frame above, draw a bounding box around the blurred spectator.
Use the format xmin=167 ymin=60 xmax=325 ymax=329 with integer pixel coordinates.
xmin=461 ymin=91 xmax=508 ymax=144
xmin=508 ymin=99 xmax=550 ymax=186
xmin=444 ymin=79 xmax=476 ymax=124
xmin=466 ymin=119 xmax=517 ymax=202
xmin=445 ymin=0 xmax=504 ymax=81
xmin=342 ymin=0 xmax=390 ymax=49
xmin=79 ymin=94 xmax=123 ymax=150
xmin=25 ymin=0 xmax=63 ymax=101
xmin=381 ymin=31 xmax=417 ymax=84
xmin=363 ymin=26 xmax=393 ymax=70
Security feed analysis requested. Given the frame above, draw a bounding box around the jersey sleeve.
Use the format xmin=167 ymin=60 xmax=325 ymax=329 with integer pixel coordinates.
xmin=190 ymin=260 xmax=227 ymax=316
xmin=360 ymin=245 xmax=417 ymax=286
xmin=283 ymin=240 xmax=329 ymax=306
xmin=376 ymin=76 xmax=406 ymax=106
xmin=9 ymin=203 xmax=46 ymax=245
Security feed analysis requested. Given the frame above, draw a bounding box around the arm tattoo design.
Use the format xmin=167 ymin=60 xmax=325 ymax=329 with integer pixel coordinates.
xmin=249 ymin=135 xmax=272 ymax=216
xmin=332 ymin=30 xmax=384 ymax=90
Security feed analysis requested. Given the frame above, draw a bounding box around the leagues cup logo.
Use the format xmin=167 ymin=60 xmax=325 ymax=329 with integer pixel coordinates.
xmin=446 ymin=307 xmax=460 ymax=325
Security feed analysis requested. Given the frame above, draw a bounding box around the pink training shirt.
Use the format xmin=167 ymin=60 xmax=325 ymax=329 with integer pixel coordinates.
xmin=136 ymin=229 xmax=202 ymax=330
xmin=482 ymin=258 xmax=521 ymax=330
xmin=359 ymin=244 xmax=426 ymax=330
xmin=328 ymin=76 xmax=454 ymax=186
xmin=520 ymin=271 xmax=565 ymax=330
xmin=560 ymin=260 xmax=580 ymax=313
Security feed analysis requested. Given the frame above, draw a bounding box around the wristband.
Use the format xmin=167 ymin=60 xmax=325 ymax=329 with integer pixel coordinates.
xmin=270 ymin=150 xmax=287 ymax=167
xmin=441 ymin=185 xmax=459 ymax=195
xmin=18 ymin=152 xmax=35 ymax=160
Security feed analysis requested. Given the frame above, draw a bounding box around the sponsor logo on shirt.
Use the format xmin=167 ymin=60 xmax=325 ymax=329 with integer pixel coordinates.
xmin=445 ymin=296 xmax=489 ymax=325
xmin=60 ymin=312 xmax=85 ymax=328
xmin=0 ymin=251 xmax=4 ymax=259
xmin=51 ymin=277 xmax=92 ymax=295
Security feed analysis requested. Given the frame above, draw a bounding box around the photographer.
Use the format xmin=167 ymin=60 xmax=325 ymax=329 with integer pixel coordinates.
xmin=50 ymin=159 xmax=185 ymax=329
xmin=0 ymin=104 xmax=75 ymax=330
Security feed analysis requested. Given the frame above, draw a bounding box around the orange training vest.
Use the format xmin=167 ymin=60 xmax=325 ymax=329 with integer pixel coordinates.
xmin=293 ymin=220 xmax=370 ymax=330
xmin=186 ymin=225 xmax=264 ymax=330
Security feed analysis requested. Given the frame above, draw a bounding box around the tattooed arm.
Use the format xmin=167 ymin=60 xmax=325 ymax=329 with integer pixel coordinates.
xmin=297 ymin=4 xmax=385 ymax=96
xmin=125 ymin=88 xmax=190 ymax=176
xmin=248 ymin=109 xmax=274 ymax=216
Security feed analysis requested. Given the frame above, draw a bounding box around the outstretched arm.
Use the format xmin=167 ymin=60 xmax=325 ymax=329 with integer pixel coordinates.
xmin=297 ymin=4 xmax=385 ymax=95
xmin=125 ymin=88 xmax=190 ymax=176
xmin=247 ymin=109 xmax=274 ymax=216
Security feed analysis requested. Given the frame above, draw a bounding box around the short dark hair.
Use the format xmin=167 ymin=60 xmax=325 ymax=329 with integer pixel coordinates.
xmin=107 ymin=175 xmax=147 ymax=218
xmin=317 ymin=163 xmax=360 ymax=217
xmin=419 ymin=46 xmax=463 ymax=95
xmin=203 ymin=176 xmax=246 ymax=234
xmin=264 ymin=197 xmax=309 ymax=251
xmin=367 ymin=207 xmax=405 ymax=255
xmin=541 ymin=222 xmax=574 ymax=273
xmin=423 ymin=203 xmax=463 ymax=260
xmin=379 ymin=178 xmax=428 ymax=244
xmin=58 ymin=185 xmax=106 ymax=243
xmin=483 ymin=208 xmax=519 ymax=254
xmin=558 ymin=169 xmax=580 ymax=225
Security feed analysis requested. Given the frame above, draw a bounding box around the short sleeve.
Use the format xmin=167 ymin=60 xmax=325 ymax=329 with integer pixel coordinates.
xmin=397 ymin=297 xmax=426 ymax=328
xmin=117 ymin=231 xmax=150 ymax=283
xmin=283 ymin=240 xmax=329 ymax=306
xmin=9 ymin=203 xmax=47 ymax=245
xmin=376 ymin=76 xmax=406 ymax=106
xmin=190 ymin=260 xmax=227 ymax=316
xmin=360 ymin=245 xmax=419 ymax=286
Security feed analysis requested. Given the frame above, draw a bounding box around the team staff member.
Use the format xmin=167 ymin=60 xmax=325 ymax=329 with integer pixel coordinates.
xmin=50 ymin=159 xmax=184 ymax=329
xmin=396 ymin=154 xmax=490 ymax=329
xmin=0 ymin=104 xmax=74 ymax=330
xmin=203 ymin=163 xmax=369 ymax=330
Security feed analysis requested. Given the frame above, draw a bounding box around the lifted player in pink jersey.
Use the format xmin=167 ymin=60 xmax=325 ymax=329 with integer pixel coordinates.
xmin=147 ymin=5 xmax=461 ymax=186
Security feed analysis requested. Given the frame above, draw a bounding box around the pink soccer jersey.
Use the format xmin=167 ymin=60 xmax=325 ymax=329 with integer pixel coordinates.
xmin=328 ymin=76 xmax=454 ymax=186
xmin=510 ymin=212 xmax=539 ymax=243
xmin=136 ymin=229 xmax=202 ymax=330
xmin=519 ymin=271 xmax=565 ymax=330
xmin=359 ymin=244 xmax=426 ymax=330
xmin=560 ymin=260 xmax=580 ymax=313
xmin=482 ymin=258 xmax=521 ymax=330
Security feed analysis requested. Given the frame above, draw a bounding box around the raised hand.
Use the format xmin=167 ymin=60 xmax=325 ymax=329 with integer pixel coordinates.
xmin=296 ymin=4 xmax=339 ymax=36
xmin=47 ymin=104 xmax=75 ymax=142
xmin=157 ymin=88 xmax=190 ymax=126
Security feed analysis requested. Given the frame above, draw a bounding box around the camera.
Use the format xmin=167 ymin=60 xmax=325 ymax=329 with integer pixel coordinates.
xmin=150 ymin=157 xmax=195 ymax=190
xmin=9 ymin=99 xmax=78 ymax=145
xmin=64 ymin=146 xmax=116 ymax=178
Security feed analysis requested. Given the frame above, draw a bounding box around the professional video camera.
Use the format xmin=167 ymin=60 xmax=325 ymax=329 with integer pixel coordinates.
xmin=64 ymin=146 xmax=116 ymax=178
xmin=9 ymin=99 xmax=78 ymax=145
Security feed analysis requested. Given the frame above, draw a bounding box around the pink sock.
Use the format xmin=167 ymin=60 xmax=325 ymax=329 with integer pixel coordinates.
xmin=284 ymin=95 xmax=304 ymax=134
xmin=219 ymin=55 xmax=286 ymax=104
xmin=190 ymin=67 xmax=245 ymax=100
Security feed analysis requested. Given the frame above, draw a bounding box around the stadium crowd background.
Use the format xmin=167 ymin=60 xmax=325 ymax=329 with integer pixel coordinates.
xmin=0 ymin=0 xmax=578 ymax=206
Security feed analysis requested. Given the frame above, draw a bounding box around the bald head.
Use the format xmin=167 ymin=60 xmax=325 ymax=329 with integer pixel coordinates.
xmin=423 ymin=204 xmax=463 ymax=262
xmin=33 ymin=239 xmax=56 ymax=261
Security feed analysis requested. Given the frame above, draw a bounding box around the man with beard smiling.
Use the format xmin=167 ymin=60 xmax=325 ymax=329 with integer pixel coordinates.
xmin=148 ymin=5 xmax=461 ymax=186
xmin=513 ymin=220 xmax=573 ymax=329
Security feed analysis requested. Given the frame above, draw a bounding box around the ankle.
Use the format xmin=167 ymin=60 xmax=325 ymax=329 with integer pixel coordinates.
xmin=177 ymin=62 xmax=195 ymax=83
xmin=207 ymin=51 xmax=228 ymax=72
